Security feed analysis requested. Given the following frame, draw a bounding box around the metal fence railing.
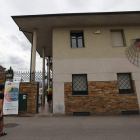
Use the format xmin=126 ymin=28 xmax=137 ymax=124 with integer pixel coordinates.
xmin=11 ymin=71 xmax=52 ymax=83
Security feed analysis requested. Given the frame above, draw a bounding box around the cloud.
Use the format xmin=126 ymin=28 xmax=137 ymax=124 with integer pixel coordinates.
xmin=0 ymin=54 xmax=27 ymax=71
xmin=9 ymin=56 xmax=25 ymax=64
xmin=1 ymin=0 xmax=140 ymax=72
xmin=0 ymin=37 xmax=10 ymax=45
xmin=7 ymin=35 xmax=31 ymax=51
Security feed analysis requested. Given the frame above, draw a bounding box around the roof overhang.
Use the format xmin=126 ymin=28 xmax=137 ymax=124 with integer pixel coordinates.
xmin=12 ymin=11 xmax=140 ymax=57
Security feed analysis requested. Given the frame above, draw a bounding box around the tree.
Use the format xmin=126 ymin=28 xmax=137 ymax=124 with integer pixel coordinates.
xmin=6 ymin=66 xmax=14 ymax=77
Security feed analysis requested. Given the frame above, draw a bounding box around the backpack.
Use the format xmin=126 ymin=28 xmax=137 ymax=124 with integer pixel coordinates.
xmin=48 ymin=90 xmax=52 ymax=95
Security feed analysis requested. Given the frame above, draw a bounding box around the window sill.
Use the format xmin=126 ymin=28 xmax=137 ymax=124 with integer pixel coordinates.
xmin=71 ymin=47 xmax=85 ymax=49
xmin=72 ymin=91 xmax=88 ymax=96
xmin=72 ymin=95 xmax=89 ymax=96
xmin=119 ymin=93 xmax=135 ymax=95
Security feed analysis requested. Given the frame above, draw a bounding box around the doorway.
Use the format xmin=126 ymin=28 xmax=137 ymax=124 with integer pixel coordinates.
xmin=37 ymin=84 xmax=53 ymax=116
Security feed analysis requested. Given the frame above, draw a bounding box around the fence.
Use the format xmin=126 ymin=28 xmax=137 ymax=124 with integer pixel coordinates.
xmin=12 ymin=71 xmax=52 ymax=84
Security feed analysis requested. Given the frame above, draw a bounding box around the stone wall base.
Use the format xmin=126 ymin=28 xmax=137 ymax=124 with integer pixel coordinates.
xmin=65 ymin=81 xmax=139 ymax=115
xmin=19 ymin=82 xmax=39 ymax=114
xmin=0 ymin=73 xmax=6 ymax=84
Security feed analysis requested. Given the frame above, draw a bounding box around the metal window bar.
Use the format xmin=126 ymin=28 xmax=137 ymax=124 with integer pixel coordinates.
xmin=72 ymin=74 xmax=88 ymax=95
xmin=117 ymin=73 xmax=134 ymax=94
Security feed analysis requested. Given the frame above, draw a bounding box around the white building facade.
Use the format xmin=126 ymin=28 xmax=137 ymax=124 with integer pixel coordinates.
xmin=13 ymin=11 xmax=140 ymax=115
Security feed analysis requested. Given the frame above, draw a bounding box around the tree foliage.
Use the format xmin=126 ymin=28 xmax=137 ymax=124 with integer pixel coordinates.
xmin=6 ymin=66 xmax=14 ymax=76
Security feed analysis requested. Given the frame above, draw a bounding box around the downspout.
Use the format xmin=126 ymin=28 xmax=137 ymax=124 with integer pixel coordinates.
xmin=19 ymin=28 xmax=33 ymax=82
xmin=47 ymin=57 xmax=50 ymax=89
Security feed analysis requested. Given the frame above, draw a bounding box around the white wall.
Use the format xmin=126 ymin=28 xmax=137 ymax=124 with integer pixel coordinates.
xmin=53 ymin=58 xmax=140 ymax=114
xmin=52 ymin=26 xmax=140 ymax=114
xmin=53 ymin=26 xmax=140 ymax=59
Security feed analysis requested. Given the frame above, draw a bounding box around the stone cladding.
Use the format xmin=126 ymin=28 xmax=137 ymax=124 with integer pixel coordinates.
xmin=64 ymin=81 xmax=139 ymax=115
xmin=19 ymin=82 xmax=39 ymax=114
xmin=0 ymin=73 xmax=6 ymax=84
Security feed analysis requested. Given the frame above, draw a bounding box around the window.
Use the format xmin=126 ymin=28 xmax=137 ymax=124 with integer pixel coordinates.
xmin=111 ymin=30 xmax=125 ymax=47
xmin=70 ymin=32 xmax=84 ymax=48
xmin=117 ymin=73 xmax=134 ymax=94
xmin=72 ymin=74 xmax=88 ymax=95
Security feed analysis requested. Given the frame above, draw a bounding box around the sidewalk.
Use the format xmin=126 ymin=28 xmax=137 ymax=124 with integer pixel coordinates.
xmin=2 ymin=115 xmax=140 ymax=140
xmin=37 ymin=97 xmax=52 ymax=116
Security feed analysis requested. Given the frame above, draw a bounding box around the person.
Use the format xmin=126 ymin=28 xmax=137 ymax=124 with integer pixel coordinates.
xmin=0 ymin=84 xmax=7 ymax=137
xmin=46 ymin=85 xmax=52 ymax=107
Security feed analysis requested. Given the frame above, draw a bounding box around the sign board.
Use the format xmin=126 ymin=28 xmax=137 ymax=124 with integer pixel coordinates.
xmin=6 ymin=74 xmax=13 ymax=78
xmin=94 ymin=30 xmax=101 ymax=34
xmin=23 ymin=95 xmax=26 ymax=99
xmin=3 ymin=82 xmax=19 ymax=115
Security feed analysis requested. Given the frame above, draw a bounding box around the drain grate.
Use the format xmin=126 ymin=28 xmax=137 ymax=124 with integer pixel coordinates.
xmin=4 ymin=123 xmax=20 ymax=128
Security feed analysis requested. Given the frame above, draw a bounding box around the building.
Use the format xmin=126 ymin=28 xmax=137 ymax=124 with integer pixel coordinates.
xmin=0 ymin=65 xmax=6 ymax=72
xmin=12 ymin=11 xmax=140 ymax=115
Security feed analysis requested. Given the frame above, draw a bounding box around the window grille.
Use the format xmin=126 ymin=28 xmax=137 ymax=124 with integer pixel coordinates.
xmin=117 ymin=73 xmax=134 ymax=94
xmin=72 ymin=74 xmax=88 ymax=95
xmin=70 ymin=32 xmax=84 ymax=48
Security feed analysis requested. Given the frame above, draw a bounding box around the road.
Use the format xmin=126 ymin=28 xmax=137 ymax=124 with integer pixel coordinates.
xmin=1 ymin=115 xmax=140 ymax=140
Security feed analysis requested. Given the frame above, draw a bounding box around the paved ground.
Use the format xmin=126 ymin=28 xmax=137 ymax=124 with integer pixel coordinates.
xmin=1 ymin=115 xmax=140 ymax=140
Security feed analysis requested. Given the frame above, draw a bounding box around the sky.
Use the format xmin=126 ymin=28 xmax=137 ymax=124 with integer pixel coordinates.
xmin=0 ymin=0 xmax=140 ymax=72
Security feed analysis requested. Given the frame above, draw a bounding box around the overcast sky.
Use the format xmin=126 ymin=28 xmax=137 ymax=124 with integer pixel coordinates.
xmin=0 ymin=0 xmax=140 ymax=71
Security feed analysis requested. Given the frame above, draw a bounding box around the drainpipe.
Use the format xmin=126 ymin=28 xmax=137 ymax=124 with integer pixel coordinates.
xmin=19 ymin=28 xmax=33 ymax=82
xmin=47 ymin=56 xmax=50 ymax=89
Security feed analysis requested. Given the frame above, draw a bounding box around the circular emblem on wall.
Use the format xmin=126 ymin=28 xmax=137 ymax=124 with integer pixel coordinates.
xmin=126 ymin=38 xmax=140 ymax=67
